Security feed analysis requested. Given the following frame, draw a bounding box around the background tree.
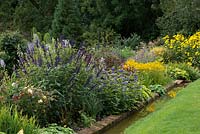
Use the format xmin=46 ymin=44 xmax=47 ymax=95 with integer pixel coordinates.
xmin=157 ymin=0 xmax=200 ymax=35
xmin=51 ymin=0 xmax=82 ymax=39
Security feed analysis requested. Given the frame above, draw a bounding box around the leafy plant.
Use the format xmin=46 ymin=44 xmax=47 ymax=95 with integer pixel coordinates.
xmin=167 ymin=63 xmax=200 ymax=81
xmin=80 ymin=113 xmax=95 ymax=127
xmin=0 ymin=105 xmax=38 ymax=134
xmin=138 ymin=71 xmax=172 ymax=87
xmin=149 ymin=85 xmax=166 ymax=96
xmin=39 ymin=124 xmax=74 ymax=134
xmin=167 ymin=66 xmax=189 ymax=80
xmin=120 ymin=33 xmax=141 ymax=50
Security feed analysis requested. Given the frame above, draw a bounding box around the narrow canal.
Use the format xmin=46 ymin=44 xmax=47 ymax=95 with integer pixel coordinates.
xmin=103 ymin=87 xmax=182 ymax=134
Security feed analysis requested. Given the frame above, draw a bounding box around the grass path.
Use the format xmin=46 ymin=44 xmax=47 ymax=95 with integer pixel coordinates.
xmin=125 ymin=79 xmax=200 ymax=134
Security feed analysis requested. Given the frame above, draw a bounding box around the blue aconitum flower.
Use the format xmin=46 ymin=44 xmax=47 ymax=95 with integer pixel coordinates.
xmin=0 ymin=59 xmax=6 ymax=68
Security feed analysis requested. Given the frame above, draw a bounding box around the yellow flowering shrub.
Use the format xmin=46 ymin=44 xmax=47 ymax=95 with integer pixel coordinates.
xmin=123 ymin=59 xmax=165 ymax=72
xmin=163 ymin=32 xmax=200 ymax=67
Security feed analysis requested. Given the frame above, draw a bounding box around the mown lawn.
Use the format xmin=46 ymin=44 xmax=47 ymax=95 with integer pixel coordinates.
xmin=125 ymin=79 xmax=200 ymax=134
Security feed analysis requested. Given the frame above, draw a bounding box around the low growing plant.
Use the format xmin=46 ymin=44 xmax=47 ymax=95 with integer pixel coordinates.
xmin=39 ymin=124 xmax=74 ymax=134
xmin=149 ymin=85 xmax=166 ymax=96
xmin=0 ymin=105 xmax=38 ymax=134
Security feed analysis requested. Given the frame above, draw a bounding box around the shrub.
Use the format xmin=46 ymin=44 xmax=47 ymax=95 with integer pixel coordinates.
xmin=167 ymin=66 xmax=189 ymax=80
xmin=0 ymin=105 xmax=38 ymax=134
xmin=0 ymin=31 xmax=26 ymax=74
xmin=166 ymin=63 xmax=200 ymax=81
xmin=12 ymin=33 xmax=104 ymax=127
xmin=162 ymin=32 xmax=200 ymax=68
xmin=99 ymin=68 xmax=151 ymax=115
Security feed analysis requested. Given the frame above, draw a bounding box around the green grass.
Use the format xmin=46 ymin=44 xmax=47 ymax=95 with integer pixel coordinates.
xmin=125 ymin=79 xmax=200 ymax=134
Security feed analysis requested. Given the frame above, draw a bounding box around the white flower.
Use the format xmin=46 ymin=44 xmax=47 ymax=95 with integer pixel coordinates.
xmin=11 ymin=83 xmax=18 ymax=88
xmin=0 ymin=59 xmax=5 ymax=68
xmin=99 ymin=57 xmax=105 ymax=63
xmin=27 ymin=89 xmax=33 ymax=95
xmin=42 ymin=95 xmax=47 ymax=100
xmin=38 ymin=99 xmax=43 ymax=104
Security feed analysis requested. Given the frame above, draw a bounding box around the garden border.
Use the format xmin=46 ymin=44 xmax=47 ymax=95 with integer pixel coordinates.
xmin=77 ymin=80 xmax=189 ymax=134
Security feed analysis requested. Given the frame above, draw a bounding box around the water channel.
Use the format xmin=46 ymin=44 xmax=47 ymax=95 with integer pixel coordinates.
xmin=103 ymin=87 xmax=182 ymax=134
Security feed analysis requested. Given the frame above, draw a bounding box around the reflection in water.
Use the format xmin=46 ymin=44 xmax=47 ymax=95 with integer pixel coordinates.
xmin=103 ymin=88 xmax=181 ymax=134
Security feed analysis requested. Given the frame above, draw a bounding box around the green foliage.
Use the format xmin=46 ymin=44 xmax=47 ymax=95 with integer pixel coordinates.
xmin=0 ymin=105 xmax=38 ymax=134
xmin=138 ymin=71 xmax=172 ymax=87
xmin=39 ymin=124 xmax=74 ymax=134
xmin=113 ymin=46 xmax=135 ymax=60
xmin=0 ymin=0 xmax=16 ymax=31
xmin=93 ymin=46 xmax=122 ymax=69
xmin=80 ymin=113 xmax=95 ymax=127
xmin=0 ymin=31 xmax=26 ymax=74
xmin=100 ymin=69 xmax=151 ymax=115
xmin=14 ymin=0 xmax=57 ymax=34
xmin=157 ymin=0 xmax=200 ymax=35
xmin=176 ymin=63 xmax=200 ymax=81
xmin=120 ymin=33 xmax=141 ymax=50
xmin=10 ymin=34 xmax=103 ymax=126
xmin=51 ymin=0 xmax=82 ymax=39
xmin=84 ymin=0 xmax=161 ymax=40
xmin=149 ymin=85 xmax=166 ymax=96
xmin=81 ymin=27 xmax=120 ymax=47
xmin=167 ymin=66 xmax=190 ymax=80
xmin=167 ymin=63 xmax=200 ymax=81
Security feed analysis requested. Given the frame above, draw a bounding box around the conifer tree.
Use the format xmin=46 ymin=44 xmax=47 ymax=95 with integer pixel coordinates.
xmin=51 ymin=0 xmax=82 ymax=39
